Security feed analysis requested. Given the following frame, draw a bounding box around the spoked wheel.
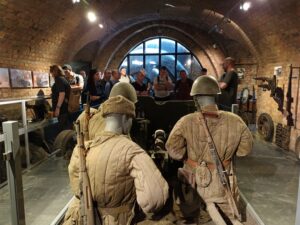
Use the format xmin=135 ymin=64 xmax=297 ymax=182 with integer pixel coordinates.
xmin=52 ymin=129 xmax=77 ymax=159
xmin=257 ymin=113 xmax=274 ymax=142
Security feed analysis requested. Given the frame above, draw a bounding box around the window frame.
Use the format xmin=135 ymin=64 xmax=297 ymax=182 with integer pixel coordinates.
xmin=119 ymin=37 xmax=202 ymax=81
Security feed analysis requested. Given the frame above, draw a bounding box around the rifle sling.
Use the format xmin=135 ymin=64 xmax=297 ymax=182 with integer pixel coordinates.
xmin=198 ymin=112 xmax=240 ymax=220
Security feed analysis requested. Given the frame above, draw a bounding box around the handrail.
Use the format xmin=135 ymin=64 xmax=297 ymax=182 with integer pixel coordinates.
xmin=50 ymin=197 xmax=75 ymax=225
xmin=0 ymin=95 xmax=51 ymax=104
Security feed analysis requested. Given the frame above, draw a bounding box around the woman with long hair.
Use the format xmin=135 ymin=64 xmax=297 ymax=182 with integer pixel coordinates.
xmin=50 ymin=65 xmax=71 ymax=131
xmin=86 ymin=69 xmax=105 ymax=107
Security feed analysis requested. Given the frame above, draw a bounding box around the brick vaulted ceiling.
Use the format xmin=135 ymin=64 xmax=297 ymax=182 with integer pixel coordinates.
xmin=0 ymin=0 xmax=299 ymax=71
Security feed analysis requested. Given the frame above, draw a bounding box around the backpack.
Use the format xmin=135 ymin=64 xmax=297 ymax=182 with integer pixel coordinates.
xmin=68 ymin=88 xmax=81 ymax=113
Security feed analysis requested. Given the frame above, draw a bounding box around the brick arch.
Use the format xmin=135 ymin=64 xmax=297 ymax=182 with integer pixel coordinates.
xmin=94 ymin=24 xmax=223 ymax=76
xmin=90 ymin=21 xmax=226 ymax=77
xmin=201 ymin=9 xmax=259 ymax=63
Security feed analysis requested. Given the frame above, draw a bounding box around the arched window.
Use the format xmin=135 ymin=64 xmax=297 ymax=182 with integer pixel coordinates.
xmin=119 ymin=37 xmax=202 ymax=82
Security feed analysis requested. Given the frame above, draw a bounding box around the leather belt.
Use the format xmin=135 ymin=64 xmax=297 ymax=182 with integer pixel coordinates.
xmin=185 ymin=158 xmax=231 ymax=170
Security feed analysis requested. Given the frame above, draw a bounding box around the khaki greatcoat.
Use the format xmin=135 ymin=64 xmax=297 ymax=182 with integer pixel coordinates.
xmin=166 ymin=105 xmax=253 ymax=221
xmin=64 ymin=131 xmax=169 ymax=225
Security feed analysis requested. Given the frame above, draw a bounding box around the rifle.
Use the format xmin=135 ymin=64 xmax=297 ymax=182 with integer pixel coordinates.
xmin=253 ymin=76 xmax=276 ymax=94
xmin=198 ymin=112 xmax=241 ymax=221
xmin=286 ymin=65 xmax=294 ymax=126
xmin=75 ymin=100 xmax=95 ymax=225
xmin=84 ymin=93 xmax=90 ymax=140
xmin=254 ymin=76 xmax=284 ymax=112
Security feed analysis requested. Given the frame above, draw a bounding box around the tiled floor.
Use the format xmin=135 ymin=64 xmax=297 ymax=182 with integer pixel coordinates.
xmin=237 ymin=135 xmax=300 ymax=225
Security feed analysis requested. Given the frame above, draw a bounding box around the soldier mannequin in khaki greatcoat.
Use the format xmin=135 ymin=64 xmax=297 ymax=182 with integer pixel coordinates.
xmin=64 ymin=95 xmax=169 ymax=225
xmin=166 ymin=75 xmax=253 ymax=225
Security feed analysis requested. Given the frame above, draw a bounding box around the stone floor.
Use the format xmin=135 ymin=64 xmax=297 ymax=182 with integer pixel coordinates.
xmin=0 ymin=135 xmax=299 ymax=225
xmin=236 ymin=135 xmax=300 ymax=225
xmin=0 ymin=156 xmax=72 ymax=225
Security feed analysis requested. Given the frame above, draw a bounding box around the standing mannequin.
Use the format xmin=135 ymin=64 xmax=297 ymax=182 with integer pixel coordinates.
xmin=166 ymin=75 xmax=253 ymax=225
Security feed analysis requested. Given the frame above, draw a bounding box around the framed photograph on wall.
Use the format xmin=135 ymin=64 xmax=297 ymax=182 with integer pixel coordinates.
xmin=0 ymin=68 xmax=10 ymax=88
xmin=10 ymin=69 xmax=33 ymax=88
xmin=33 ymin=72 xmax=49 ymax=88
xmin=236 ymin=68 xmax=246 ymax=79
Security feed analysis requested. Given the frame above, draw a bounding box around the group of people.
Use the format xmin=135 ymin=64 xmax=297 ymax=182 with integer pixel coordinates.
xmin=50 ymin=56 xmax=239 ymax=133
xmin=58 ymin=56 xmax=253 ymax=225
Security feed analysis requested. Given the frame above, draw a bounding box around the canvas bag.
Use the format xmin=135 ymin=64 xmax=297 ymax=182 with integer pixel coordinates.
xmin=68 ymin=88 xmax=81 ymax=113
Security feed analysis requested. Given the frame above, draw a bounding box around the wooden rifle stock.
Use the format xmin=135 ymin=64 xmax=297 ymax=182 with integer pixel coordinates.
xmin=286 ymin=65 xmax=294 ymax=126
xmin=75 ymin=122 xmax=95 ymax=225
xmin=84 ymin=93 xmax=91 ymax=140
xmin=198 ymin=112 xmax=241 ymax=221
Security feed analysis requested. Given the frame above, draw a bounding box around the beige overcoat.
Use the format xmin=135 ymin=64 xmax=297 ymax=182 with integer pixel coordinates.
xmin=166 ymin=105 xmax=253 ymax=217
xmin=64 ymin=131 xmax=169 ymax=225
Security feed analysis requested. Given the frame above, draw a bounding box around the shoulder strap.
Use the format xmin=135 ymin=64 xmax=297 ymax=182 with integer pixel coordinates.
xmin=198 ymin=112 xmax=241 ymax=221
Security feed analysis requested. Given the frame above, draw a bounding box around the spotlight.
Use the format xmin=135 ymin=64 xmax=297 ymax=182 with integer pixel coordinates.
xmin=98 ymin=24 xmax=104 ymax=29
xmin=72 ymin=0 xmax=80 ymax=3
xmin=87 ymin=11 xmax=97 ymax=22
xmin=186 ymin=59 xmax=192 ymax=66
xmin=165 ymin=3 xmax=175 ymax=8
xmin=240 ymin=1 xmax=251 ymax=11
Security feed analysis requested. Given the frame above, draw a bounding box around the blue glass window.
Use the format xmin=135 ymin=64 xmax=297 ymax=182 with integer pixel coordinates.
xmin=177 ymin=55 xmax=192 ymax=79
xmin=177 ymin=42 xmax=189 ymax=53
xmin=145 ymin=39 xmax=159 ymax=54
xmin=161 ymin=38 xmax=175 ymax=54
xmin=131 ymin=43 xmax=143 ymax=54
xmin=145 ymin=55 xmax=159 ymax=82
xmin=129 ymin=55 xmax=143 ymax=76
xmin=119 ymin=37 xmax=202 ymax=81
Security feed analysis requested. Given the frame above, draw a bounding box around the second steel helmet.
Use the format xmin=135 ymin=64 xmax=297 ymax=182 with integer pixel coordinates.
xmin=109 ymin=82 xmax=138 ymax=103
xmin=190 ymin=75 xmax=221 ymax=96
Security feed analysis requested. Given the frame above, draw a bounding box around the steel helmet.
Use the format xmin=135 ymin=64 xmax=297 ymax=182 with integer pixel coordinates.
xmin=109 ymin=82 xmax=138 ymax=103
xmin=190 ymin=75 xmax=221 ymax=96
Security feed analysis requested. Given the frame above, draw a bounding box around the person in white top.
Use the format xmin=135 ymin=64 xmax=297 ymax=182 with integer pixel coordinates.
xmin=119 ymin=67 xmax=130 ymax=83
xmin=153 ymin=66 xmax=174 ymax=101
xmin=119 ymin=67 xmax=134 ymax=83
xmin=62 ymin=64 xmax=84 ymax=89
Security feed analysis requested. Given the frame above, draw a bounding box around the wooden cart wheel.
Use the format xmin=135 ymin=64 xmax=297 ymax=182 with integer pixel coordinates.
xmin=257 ymin=113 xmax=274 ymax=142
xmin=52 ymin=129 xmax=77 ymax=159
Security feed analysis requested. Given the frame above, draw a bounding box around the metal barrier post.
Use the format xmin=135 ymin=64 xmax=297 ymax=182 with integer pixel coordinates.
xmin=21 ymin=100 xmax=30 ymax=168
xmin=3 ymin=121 xmax=26 ymax=225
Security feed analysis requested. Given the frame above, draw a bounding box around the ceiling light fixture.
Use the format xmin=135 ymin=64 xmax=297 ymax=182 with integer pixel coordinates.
xmin=87 ymin=11 xmax=97 ymax=22
xmin=72 ymin=0 xmax=80 ymax=4
xmin=240 ymin=1 xmax=251 ymax=11
xmin=98 ymin=24 xmax=104 ymax=29
xmin=165 ymin=3 xmax=175 ymax=8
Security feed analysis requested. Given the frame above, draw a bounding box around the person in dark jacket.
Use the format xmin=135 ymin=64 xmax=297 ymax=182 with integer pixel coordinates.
xmin=174 ymin=70 xmax=193 ymax=100
xmin=50 ymin=65 xmax=71 ymax=131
